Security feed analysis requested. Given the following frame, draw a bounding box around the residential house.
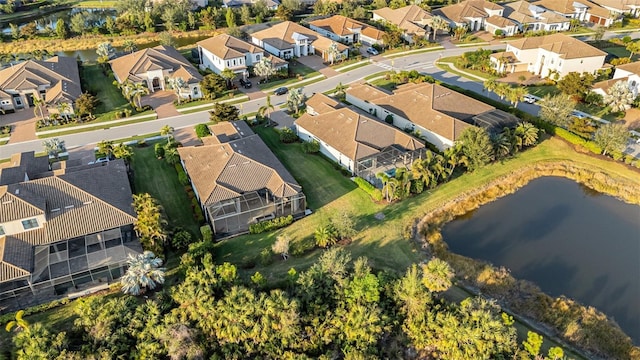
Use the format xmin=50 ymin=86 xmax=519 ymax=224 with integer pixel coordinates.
xmin=433 ymin=0 xmax=504 ymax=32
xmin=503 ymin=1 xmax=571 ymax=33
xmin=197 ymin=34 xmax=287 ymax=79
xmin=372 ymin=5 xmax=433 ymax=43
xmin=589 ymin=0 xmax=640 ymax=18
xmin=0 ymin=152 xmax=141 ymax=307
xmin=177 ymin=121 xmax=306 ymax=237
xmin=308 ymin=15 xmax=386 ymax=46
xmin=250 ymin=21 xmax=349 ymax=62
xmin=110 ymin=45 xmax=203 ymax=100
xmin=222 ymin=0 xmax=280 ymax=10
xmin=532 ymin=0 xmax=615 ymax=26
xmin=490 ymin=33 xmax=606 ymax=78
xmin=593 ymin=61 xmax=640 ymax=96
xmin=149 ymin=0 xmax=208 ymax=8
xmin=0 ymin=56 xmax=81 ymax=116
xmin=295 ymin=93 xmax=426 ymax=182
xmin=345 ymin=82 xmax=518 ymax=150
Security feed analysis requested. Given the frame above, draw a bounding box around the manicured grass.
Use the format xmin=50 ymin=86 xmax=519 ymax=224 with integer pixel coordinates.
xmin=37 ymin=112 xmax=157 ymax=138
xmin=604 ymin=46 xmax=632 ymax=58
xmin=363 ymin=71 xmax=389 ymax=81
xmin=259 ymin=72 xmax=323 ymax=91
xmin=369 ymin=78 xmax=397 ymax=91
xmin=74 ymin=0 xmax=118 ymax=7
xmin=383 ymin=44 xmax=442 ymax=56
xmin=130 ymin=144 xmax=200 ymax=237
xmin=335 ymin=60 xmax=371 ymax=72
xmin=436 ymin=61 xmax=490 ymax=81
xmin=385 ymin=46 xmax=444 ymax=59
xmin=526 ymin=85 xmax=561 ymax=98
xmin=258 ymin=61 xmax=321 ymax=90
xmin=80 ymin=64 xmax=131 ymax=115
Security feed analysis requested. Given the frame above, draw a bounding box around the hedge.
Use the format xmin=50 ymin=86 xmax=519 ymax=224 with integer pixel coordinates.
xmin=249 ymin=215 xmax=294 ymax=234
xmin=353 ymin=177 xmax=383 ymax=202
xmin=200 ymin=225 xmax=213 ymax=242
xmin=174 ymin=164 xmax=189 ymax=185
xmin=554 ymin=128 xmax=603 ymax=154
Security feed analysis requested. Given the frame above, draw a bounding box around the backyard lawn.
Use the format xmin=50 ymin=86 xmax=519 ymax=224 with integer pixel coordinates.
xmin=80 ymin=64 xmax=133 ymax=117
xmin=526 ymin=85 xmax=561 ymax=98
xmin=130 ymin=143 xmax=200 ymax=237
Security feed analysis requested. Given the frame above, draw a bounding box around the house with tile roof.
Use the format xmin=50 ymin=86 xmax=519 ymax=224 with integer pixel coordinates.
xmin=222 ymin=0 xmax=279 ymax=10
xmin=532 ymin=0 xmax=616 ymax=26
xmin=197 ymin=34 xmax=288 ymax=79
xmin=177 ymin=121 xmax=306 ymax=237
xmin=346 ymin=82 xmax=519 ymax=150
xmin=0 ymin=152 xmax=140 ymax=307
xmin=589 ymin=0 xmax=640 ymax=18
xmin=309 ymin=15 xmax=386 ymax=46
xmin=432 ymin=0 xmax=504 ymax=32
xmin=250 ymin=21 xmax=348 ymax=62
xmin=593 ymin=61 xmax=640 ymax=96
xmin=372 ymin=5 xmax=433 ymax=43
xmin=109 ymin=45 xmax=203 ymax=100
xmin=0 ymin=56 xmax=81 ymax=115
xmin=490 ymin=33 xmax=606 ymax=78
xmin=503 ymin=1 xmax=571 ymax=32
xmin=296 ymin=93 xmax=426 ymax=182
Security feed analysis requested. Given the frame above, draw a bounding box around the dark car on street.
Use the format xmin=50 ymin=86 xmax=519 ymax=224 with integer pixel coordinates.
xmin=239 ymin=78 xmax=252 ymax=88
xmin=274 ymin=86 xmax=288 ymax=95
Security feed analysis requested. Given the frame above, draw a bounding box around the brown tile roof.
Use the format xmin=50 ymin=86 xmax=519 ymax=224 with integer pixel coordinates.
xmin=490 ymin=51 xmax=523 ymax=64
xmin=198 ymin=34 xmax=262 ymax=60
xmin=0 ymin=56 xmax=81 ymax=106
xmin=590 ymin=0 xmax=640 ymax=10
xmin=0 ymin=159 xmax=136 ymax=282
xmin=593 ymin=77 xmax=628 ymax=93
xmin=503 ymin=1 xmax=570 ymax=25
xmin=614 ymin=61 xmax=640 ymax=74
xmin=345 ymin=82 xmax=391 ymax=101
xmin=588 ymin=3 xmax=614 ymax=17
xmin=309 ymin=15 xmax=386 ymax=40
xmin=532 ymin=0 xmax=592 ymax=14
xmin=251 ymin=21 xmax=349 ymax=53
xmin=434 ymin=0 xmax=503 ymax=23
xmin=507 ymin=33 xmax=607 ymax=60
xmin=296 ymin=106 xmax=424 ymax=161
xmin=178 ymin=123 xmax=302 ymax=206
xmin=347 ymin=82 xmax=495 ymax=141
xmin=373 ymin=5 xmax=432 ymax=35
xmin=109 ymin=45 xmax=203 ymax=84
xmin=305 ymin=93 xmax=342 ymax=114
xmin=204 ymin=120 xmax=254 ymax=144
xmin=485 ymin=15 xmax=517 ymax=27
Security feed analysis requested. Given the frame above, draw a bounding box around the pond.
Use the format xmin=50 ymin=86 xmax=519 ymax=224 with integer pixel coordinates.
xmin=441 ymin=176 xmax=640 ymax=344
xmin=1 ymin=8 xmax=116 ymax=34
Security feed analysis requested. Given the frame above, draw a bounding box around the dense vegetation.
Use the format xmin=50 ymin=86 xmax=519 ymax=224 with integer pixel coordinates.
xmin=6 ymin=248 xmax=572 ymax=360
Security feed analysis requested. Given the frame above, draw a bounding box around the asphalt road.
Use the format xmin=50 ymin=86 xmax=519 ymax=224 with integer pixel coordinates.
xmin=2 ymin=37 xmax=639 ymax=158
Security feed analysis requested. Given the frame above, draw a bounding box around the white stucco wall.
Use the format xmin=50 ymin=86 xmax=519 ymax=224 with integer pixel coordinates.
xmin=296 ymin=124 xmax=354 ymax=172
xmin=559 ymin=55 xmax=606 ymax=77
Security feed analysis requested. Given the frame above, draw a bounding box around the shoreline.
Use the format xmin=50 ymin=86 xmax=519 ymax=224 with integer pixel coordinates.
xmin=413 ymin=160 xmax=639 ymax=359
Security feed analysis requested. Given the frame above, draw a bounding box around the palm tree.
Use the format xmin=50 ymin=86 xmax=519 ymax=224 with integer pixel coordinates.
xmin=112 ymin=143 xmax=133 ymax=168
xmin=5 ymin=310 xmax=29 ymax=332
xmin=254 ymin=57 xmax=276 ymax=82
xmin=164 ymin=147 xmax=180 ymax=165
xmin=421 ymin=258 xmax=454 ymax=293
xmin=117 ymin=80 xmax=136 ymax=104
xmin=327 ymin=41 xmax=342 ymax=65
xmin=376 ymin=172 xmax=398 ymax=202
xmin=42 ymin=138 xmax=66 ymax=160
xmin=314 ymin=225 xmax=337 ymax=248
xmin=514 ymin=122 xmax=539 ymax=149
xmin=167 ymin=77 xmax=186 ymax=104
xmin=494 ymin=82 xmax=511 ymax=100
xmin=411 ymin=155 xmax=435 ymax=189
xmin=286 ymin=88 xmax=306 ymax=114
xmin=120 ymin=251 xmax=166 ymax=296
xmin=334 ymin=82 xmax=347 ymax=100
xmin=507 ymin=86 xmax=528 ymax=107
xmin=220 ymin=68 xmax=236 ymax=89
xmin=123 ymin=39 xmax=137 ymax=54
xmin=57 ymin=102 xmax=72 ymax=120
xmin=32 ymin=96 xmax=46 ymax=121
xmin=626 ymin=40 xmax=640 ymax=58
xmin=258 ymin=95 xmax=275 ymax=120
xmin=394 ymin=167 xmax=412 ymax=199
xmin=97 ymin=140 xmax=114 ymax=159
xmin=483 ymin=78 xmax=498 ymax=93
xmin=429 ymin=15 xmax=449 ymax=41
xmin=160 ymin=125 xmax=174 ymax=145
xmin=129 ymin=81 xmax=149 ymax=108
xmin=493 ymin=128 xmax=514 ymax=159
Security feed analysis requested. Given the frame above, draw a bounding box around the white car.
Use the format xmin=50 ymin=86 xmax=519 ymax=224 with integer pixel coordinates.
xmin=524 ymin=95 xmax=536 ymax=104
xmin=88 ymin=157 xmax=109 ymax=165
xmin=366 ymin=47 xmax=379 ymax=56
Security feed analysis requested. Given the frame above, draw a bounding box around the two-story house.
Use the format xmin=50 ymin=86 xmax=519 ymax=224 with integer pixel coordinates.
xmin=197 ymin=34 xmax=287 ymax=79
xmin=372 ymin=5 xmax=432 ymax=43
xmin=589 ymin=0 xmax=640 ymax=18
xmin=0 ymin=56 xmax=81 ymax=116
xmin=308 ymin=15 xmax=386 ymax=46
xmin=251 ymin=21 xmax=348 ymax=62
xmin=532 ymin=0 xmax=615 ymax=26
xmin=0 ymin=152 xmax=141 ymax=307
xmin=490 ymin=33 xmax=606 ymax=78
xmin=110 ymin=45 xmax=203 ymax=100
xmin=503 ymin=1 xmax=571 ymax=32
xmin=433 ymin=0 xmax=505 ymax=32
xmin=593 ymin=61 xmax=640 ymax=96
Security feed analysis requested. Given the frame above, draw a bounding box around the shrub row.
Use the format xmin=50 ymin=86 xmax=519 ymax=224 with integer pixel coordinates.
xmin=249 ymin=215 xmax=294 ymax=234
xmin=554 ymin=128 xmax=603 ymax=154
xmin=353 ymin=177 xmax=383 ymax=202
xmin=0 ymin=298 xmax=71 ymax=325
xmin=175 ymin=163 xmax=189 ymax=186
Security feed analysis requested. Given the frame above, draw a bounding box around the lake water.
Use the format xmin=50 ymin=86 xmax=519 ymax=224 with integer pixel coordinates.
xmin=1 ymin=8 xmax=116 ymax=34
xmin=441 ymin=176 xmax=640 ymax=344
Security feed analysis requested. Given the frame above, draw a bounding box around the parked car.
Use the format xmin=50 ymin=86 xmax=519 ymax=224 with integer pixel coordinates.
xmin=571 ymin=111 xmax=587 ymax=119
xmin=274 ymin=87 xmax=288 ymax=96
xmin=523 ymin=94 xmax=536 ymax=104
xmin=366 ymin=47 xmax=379 ymax=55
xmin=88 ymin=157 xmax=109 ymax=165
xmin=239 ymin=78 xmax=252 ymax=88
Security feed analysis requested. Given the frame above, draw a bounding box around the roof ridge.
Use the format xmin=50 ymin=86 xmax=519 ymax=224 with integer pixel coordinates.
xmin=1 ymin=260 xmax=31 ymax=275
xmin=6 ymin=191 xmax=45 ymax=216
xmin=45 ymin=176 xmax=136 ymax=223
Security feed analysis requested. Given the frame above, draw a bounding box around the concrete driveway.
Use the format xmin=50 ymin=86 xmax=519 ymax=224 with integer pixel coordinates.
xmin=270 ymin=109 xmax=295 ymax=130
xmin=295 ymin=56 xmax=339 ymax=78
xmin=141 ymin=91 xmax=180 ymax=118
xmin=1 ymin=109 xmax=39 ymax=143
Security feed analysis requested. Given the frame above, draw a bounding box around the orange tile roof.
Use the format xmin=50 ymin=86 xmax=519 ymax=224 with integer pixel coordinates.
xmin=373 ymin=5 xmax=432 ymax=35
xmin=434 ymin=0 xmax=503 ymax=23
xmin=198 ymin=34 xmax=262 ymax=60
xmin=614 ymin=61 xmax=640 ymax=74
xmin=251 ymin=21 xmax=348 ymax=53
xmin=507 ymin=33 xmax=606 ymax=59
xmin=109 ymin=45 xmax=203 ymax=84
xmin=309 ymin=15 xmax=386 ymax=40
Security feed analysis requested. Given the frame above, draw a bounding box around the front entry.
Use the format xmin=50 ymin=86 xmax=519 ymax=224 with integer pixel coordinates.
xmin=152 ymin=77 xmax=161 ymax=91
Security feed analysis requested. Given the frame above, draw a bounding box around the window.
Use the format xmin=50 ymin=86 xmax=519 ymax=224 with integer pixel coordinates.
xmin=256 ymin=54 xmax=261 ymax=61
xmin=22 ymin=218 xmax=38 ymax=230
xmin=0 ymin=226 xmax=4 ymax=235
xmin=194 ymin=87 xmax=198 ymax=95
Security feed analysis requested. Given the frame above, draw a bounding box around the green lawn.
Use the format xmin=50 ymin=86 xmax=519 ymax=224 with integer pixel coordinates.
xmin=258 ymin=61 xmax=321 ymax=90
xmin=369 ymin=78 xmax=398 ymax=91
xmin=130 ymin=144 xmax=200 ymax=237
xmin=74 ymin=0 xmax=118 ymax=7
xmin=80 ymin=64 xmax=131 ymax=115
xmin=526 ymin=85 xmax=561 ymax=98
xmin=604 ymin=46 xmax=633 ymax=59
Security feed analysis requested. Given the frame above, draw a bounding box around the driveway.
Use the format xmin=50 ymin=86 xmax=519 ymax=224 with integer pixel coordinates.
xmin=141 ymin=91 xmax=180 ymax=118
xmin=236 ymin=78 xmax=266 ymax=100
xmin=1 ymin=110 xmax=39 ymax=143
xmin=295 ymin=56 xmax=339 ymax=78
xmin=270 ymin=110 xmax=295 ymax=130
